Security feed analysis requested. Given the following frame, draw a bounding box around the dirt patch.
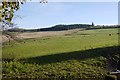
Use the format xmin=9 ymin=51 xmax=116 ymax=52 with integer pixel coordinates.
xmin=2 ymin=35 xmax=10 ymax=43
xmin=16 ymin=29 xmax=84 ymax=39
xmin=2 ymin=29 xmax=85 ymax=42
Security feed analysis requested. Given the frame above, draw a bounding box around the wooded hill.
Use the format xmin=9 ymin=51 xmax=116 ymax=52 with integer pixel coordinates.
xmin=8 ymin=24 xmax=120 ymax=32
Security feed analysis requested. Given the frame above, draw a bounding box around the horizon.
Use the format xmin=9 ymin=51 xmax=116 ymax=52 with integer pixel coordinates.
xmin=12 ymin=2 xmax=118 ymax=29
xmin=14 ymin=23 xmax=118 ymax=30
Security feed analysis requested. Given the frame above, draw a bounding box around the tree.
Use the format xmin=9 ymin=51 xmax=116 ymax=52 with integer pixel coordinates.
xmin=40 ymin=0 xmax=48 ymax=3
xmin=0 ymin=0 xmax=27 ymax=44
xmin=1 ymin=0 xmax=48 ymax=30
xmin=92 ymin=22 xmax=94 ymax=26
xmin=1 ymin=0 xmax=48 ymax=44
xmin=0 ymin=0 xmax=26 ymax=31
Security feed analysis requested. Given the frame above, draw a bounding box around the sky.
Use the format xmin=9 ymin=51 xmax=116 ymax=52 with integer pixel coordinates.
xmin=25 ymin=0 xmax=119 ymax=2
xmin=118 ymin=2 xmax=120 ymax=25
xmin=12 ymin=2 xmax=118 ymax=29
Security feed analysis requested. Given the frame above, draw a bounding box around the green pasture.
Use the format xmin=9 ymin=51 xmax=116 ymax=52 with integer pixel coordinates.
xmin=2 ymin=28 xmax=120 ymax=78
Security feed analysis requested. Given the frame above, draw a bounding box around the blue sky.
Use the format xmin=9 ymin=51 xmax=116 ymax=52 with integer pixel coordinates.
xmin=12 ymin=2 xmax=118 ymax=29
xmin=118 ymin=1 xmax=120 ymax=25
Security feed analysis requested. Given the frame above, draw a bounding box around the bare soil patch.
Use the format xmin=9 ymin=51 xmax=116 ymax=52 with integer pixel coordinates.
xmin=16 ymin=29 xmax=84 ymax=39
xmin=2 ymin=29 xmax=84 ymax=42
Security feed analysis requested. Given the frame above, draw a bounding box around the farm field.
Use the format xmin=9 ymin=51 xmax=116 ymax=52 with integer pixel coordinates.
xmin=2 ymin=28 xmax=120 ymax=79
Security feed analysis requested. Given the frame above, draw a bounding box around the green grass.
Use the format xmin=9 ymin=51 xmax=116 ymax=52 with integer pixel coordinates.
xmin=2 ymin=28 xmax=119 ymax=79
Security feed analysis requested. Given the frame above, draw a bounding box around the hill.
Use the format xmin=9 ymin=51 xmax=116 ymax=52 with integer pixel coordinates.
xmin=7 ymin=24 xmax=120 ymax=32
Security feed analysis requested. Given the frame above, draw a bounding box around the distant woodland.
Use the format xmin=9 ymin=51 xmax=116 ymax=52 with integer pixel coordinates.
xmin=7 ymin=24 xmax=120 ymax=32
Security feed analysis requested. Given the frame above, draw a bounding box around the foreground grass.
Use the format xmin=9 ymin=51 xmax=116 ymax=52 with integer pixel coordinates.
xmin=3 ymin=57 xmax=107 ymax=78
xmin=2 ymin=28 xmax=119 ymax=79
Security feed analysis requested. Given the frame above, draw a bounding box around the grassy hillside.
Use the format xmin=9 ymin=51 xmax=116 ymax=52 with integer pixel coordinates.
xmin=2 ymin=28 xmax=120 ymax=79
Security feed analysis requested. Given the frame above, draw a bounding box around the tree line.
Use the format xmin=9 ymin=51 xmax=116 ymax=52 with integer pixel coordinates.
xmin=7 ymin=24 xmax=120 ymax=32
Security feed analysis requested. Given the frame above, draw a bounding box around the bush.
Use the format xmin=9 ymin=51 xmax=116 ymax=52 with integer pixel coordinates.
xmin=105 ymin=75 xmax=117 ymax=80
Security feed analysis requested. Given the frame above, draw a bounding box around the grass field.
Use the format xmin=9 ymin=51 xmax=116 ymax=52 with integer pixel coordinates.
xmin=2 ymin=28 xmax=120 ymax=79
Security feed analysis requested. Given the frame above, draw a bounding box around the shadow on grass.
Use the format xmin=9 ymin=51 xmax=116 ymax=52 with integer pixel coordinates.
xmin=19 ymin=46 xmax=120 ymax=65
